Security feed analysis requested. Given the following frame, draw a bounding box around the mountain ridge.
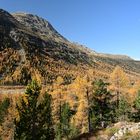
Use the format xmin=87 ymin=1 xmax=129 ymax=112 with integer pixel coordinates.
xmin=12 ymin=11 xmax=134 ymax=61
xmin=0 ymin=9 xmax=140 ymax=85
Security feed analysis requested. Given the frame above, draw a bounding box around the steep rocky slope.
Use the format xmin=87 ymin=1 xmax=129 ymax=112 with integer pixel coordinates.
xmin=0 ymin=9 xmax=140 ymax=85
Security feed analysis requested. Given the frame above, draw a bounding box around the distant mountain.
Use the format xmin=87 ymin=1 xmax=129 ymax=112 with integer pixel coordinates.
xmin=0 ymin=9 xmax=140 ymax=85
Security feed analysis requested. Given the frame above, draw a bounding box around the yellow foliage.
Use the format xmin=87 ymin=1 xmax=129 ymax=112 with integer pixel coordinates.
xmin=127 ymin=80 xmax=140 ymax=103
xmin=109 ymin=66 xmax=130 ymax=92
xmin=56 ymin=76 xmax=64 ymax=85
xmin=73 ymin=100 xmax=88 ymax=133
xmin=32 ymin=69 xmax=42 ymax=84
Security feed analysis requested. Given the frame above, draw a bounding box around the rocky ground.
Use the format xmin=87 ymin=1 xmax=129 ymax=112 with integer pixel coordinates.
xmin=73 ymin=122 xmax=140 ymax=140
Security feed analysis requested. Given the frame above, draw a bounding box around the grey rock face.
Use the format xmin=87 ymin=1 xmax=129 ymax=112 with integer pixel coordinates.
xmin=12 ymin=13 xmax=67 ymax=42
xmin=110 ymin=122 xmax=140 ymax=140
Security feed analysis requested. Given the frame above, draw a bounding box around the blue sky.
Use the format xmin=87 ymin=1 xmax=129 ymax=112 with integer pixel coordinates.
xmin=1 ymin=0 xmax=140 ymax=60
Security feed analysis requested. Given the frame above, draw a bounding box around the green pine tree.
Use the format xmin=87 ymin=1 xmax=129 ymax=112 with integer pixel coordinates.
xmin=55 ymin=102 xmax=76 ymax=140
xmin=14 ymin=80 xmax=54 ymax=140
xmin=0 ymin=97 xmax=10 ymax=124
xmin=0 ymin=97 xmax=10 ymax=140
xmin=91 ymin=79 xmax=113 ymax=129
xmin=133 ymin=90 xmax=140 ymax=122
xmin=116 ymin=96 xmax=131 ymax=122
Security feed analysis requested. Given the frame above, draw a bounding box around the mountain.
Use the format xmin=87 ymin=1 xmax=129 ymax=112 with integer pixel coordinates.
xmin=0 ymin=9 xmax=140 ymax=85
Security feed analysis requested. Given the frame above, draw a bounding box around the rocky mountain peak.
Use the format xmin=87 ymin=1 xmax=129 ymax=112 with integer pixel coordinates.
xmin=12 ymin=12 xmax=67 ymax=42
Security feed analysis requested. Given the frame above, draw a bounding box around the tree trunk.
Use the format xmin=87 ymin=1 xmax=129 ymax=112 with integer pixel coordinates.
xmin=117 ymin=90 xmax=119 ymax=109
xmin=86 ymin=89 xmax=91 ymax=132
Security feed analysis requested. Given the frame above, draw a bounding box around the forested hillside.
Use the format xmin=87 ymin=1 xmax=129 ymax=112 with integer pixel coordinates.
xmin=0 ymin=9 xmax=140 ymax=85
xmin=1 ymin=68 xmax=140 ymax=139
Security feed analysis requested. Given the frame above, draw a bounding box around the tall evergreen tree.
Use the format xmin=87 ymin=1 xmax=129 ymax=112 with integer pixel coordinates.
xmin=55 ymin=102 xmax=76 ymax=140
xmin=116 ymin=96 xmax=131 ymax=121
xmin=91 ymin=79 xmax=113 ymax=129
xmin=133 ymin=90 xmax=140 ymax=122
xmin=0 ymin=97 xmax=10 ymax=140
xmin=14 ymin=80 xmax=54 ymax=140
xmin=0 ymin=97 xmax=10 ymax=124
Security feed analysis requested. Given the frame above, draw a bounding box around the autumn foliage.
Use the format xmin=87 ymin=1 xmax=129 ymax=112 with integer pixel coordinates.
xmin=0 ymin=66 xmax=140 ymax=139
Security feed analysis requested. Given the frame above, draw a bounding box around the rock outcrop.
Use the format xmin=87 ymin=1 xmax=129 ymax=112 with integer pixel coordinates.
xmin=110 ymin=122 xmax=140 ymax=140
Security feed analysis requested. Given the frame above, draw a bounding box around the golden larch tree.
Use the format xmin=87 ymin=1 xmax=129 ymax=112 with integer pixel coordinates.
xmin=109 ymin=65 xmax=130 ymax=108
xmin=69 ymin=75 xmax=93 ymax=133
